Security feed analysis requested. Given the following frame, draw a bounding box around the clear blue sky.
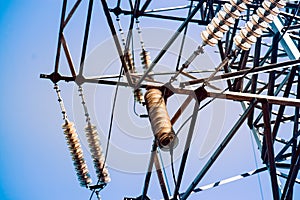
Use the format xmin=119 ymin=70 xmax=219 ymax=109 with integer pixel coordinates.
xmin=0 ymin=1 xmax=299 ymax=200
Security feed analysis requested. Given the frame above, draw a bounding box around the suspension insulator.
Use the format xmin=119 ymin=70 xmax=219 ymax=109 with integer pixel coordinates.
xmin=245 ymin=21 xmax=263 ymax=38
xmin=134 ymin=89 xmax=144 ymax=104
xmin=145 ymin=88 xmax=178 ymax=150
xmin=124 ymin=51 xmax=136 ymax=73
xmin=224 ymin=3 xmax=241 ymax=19
xmin=230 ymin=0 xmax=247 ymax=12
xmin=250 ymin=14 xmax=269 ymax=31
xmin=262 ymin=1 xmax=280 ymax=16
xmin=217 ymin=11 xmax=235 ymax=27
xmin=270 ymin=0 xmax=286 ymax=8
xmin=140 ymin=49 xmax=151 ymax=70
xmin=62 ymin=121 xmax=92 ymax=187
xmin=212 ymin=17 xmax=229 ymax=33
xmin=234 ymin=0 xmax=286 ymax=51
xmin=85 ymin=124 xmax=111 ymax=183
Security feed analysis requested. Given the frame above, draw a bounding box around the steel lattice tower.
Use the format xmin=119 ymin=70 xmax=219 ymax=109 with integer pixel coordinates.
xmin=41 ymin=0 xmax=300 ymax=199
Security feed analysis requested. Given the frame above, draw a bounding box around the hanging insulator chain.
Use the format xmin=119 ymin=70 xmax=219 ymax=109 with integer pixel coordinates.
xmin=78 ymin=86 xmax=111 ymax=183
xmin=201 ymin=0 xmax=252 ymax=46
xmin=136 ymin=19 xmax=145 ymax=50
xmin=234 ymin=0 xmax=286 ymax=50
xmin=116 ymin=16 xmax=126 ymax=47
xmin=63 ymin=121 xmax=92 ymax=187
xmin=54 ymin=84 xmax=68 ymax=120
xmin=145 ymin=88 xmax=178 ymax=151
xmin=85 ymin=124 xmax=111 ymax=183
xmin=78 ymin=86 xmax=91 ymax=123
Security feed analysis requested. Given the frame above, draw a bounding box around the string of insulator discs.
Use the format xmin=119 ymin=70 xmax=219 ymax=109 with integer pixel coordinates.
xmin=78 ymin=86 xmax=111 ymax=184
xmin=176 ymin=0 xmax=286 ymax=85
xmin=54 ymin=84 xmax=92 ymax=187
xmin=234 ymin=0 xmax=286 ymax=50
xmin=117 ymin=17 xmax=144 ymax=104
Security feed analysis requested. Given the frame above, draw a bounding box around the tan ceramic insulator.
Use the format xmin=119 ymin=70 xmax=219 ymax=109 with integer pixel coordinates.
xmin=257 ymin=7 xmax=274 ymax=23
xmin=251 ymin=14 xmax=269 ymax=31
xmin=63 ymin=121 xmax=92 ymax=187
xmin=206 ymin=24 xmax=224 ymax=40
xmin=217 ymin=11 xmax=235 ymax=27
xmin=124 ymin=51 xmax=136 ymax=73
xmin=224 ymin=3 xmax=241 ymax=19
xmin=242 ymin=0 xmax=253 ymax=4
xmin=262 ymin=1 xmax=280 ymax=16
xmin=246 ymin=21 xmax=263 ymax=37
xmin=234 ymin=35 xmax=252 ymax=50
xmin=140 ymin=49 xmax=151 ymax=70
xmin=85 ymin=124 xmax=110 ymax=183
xmin=134 ymin=89 xmax=144 ymax=104
xmin=240 ymin=28 xmax=257 ymax=44
xmin=212 ymin=18 xmax=229 ymax=33
xmin=230 ymin=0 xmax=247 ymax=12
xmin=270 ymin=0 xmax=286 ymax=8
xmin=201 ymin=30 xmax=218 ymax=46
xmin=145 ymin=88 xmax=178 ymax=150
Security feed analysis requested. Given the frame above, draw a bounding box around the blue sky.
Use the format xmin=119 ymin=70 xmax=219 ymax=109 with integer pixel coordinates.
xmin=0 ymin=1 xmax=299 ymax=200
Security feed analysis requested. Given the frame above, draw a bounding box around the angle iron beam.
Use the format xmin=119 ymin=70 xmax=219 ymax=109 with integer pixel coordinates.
xmin=262 ymin=100 xmax=280 ymax=200
xmin=54 ymin=0 xmax=67 ymax=74
xmin=100 ymin=0 xmax=134 ymax=86
xmin=153 ymin=151 xmax=170 ymax=200
xmin=181 ymin=100 xmax=257 ymax=200
xmin=173 ymin=100 xmax=200 ymax=199
xmin=61 ymin=34 xmax=77 ymax=77
xmin=63 ymin=0 xmax=83 ymax=28
xmin=141 ymin=142 xmax=158 ymax=200
xmin=207 ymin=90 xmax=300 ymax=107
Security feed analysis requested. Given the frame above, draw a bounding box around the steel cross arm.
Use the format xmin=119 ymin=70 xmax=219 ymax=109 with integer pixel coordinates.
xmin=179 ymin=59 xmax=300 ymax=87
xmin=100 ymin=0 xmax=134 ymax=86
xmin=134 ymin=0 xmax=205 ymax=90
xmin=262 ymin=100 xmax=280 ymax=200
xmin=173 ymin=100 xmax=200 ymax=200
xmin=207 ymin=90 xmax=300 ymax=107
xmin=180 ymin=100 xmax=257 ymax=200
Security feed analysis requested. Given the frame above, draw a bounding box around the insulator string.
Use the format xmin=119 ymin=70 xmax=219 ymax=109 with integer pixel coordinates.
xmin=78 ymin=86 xmax=111 ymax=184
xmin=54 ymin=84 xmax=92 ymax=187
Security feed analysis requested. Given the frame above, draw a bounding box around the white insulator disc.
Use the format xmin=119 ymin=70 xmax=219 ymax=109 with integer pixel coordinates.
xmin=218 ymin=10 xmax=235 ymax=27
xmin=240 ymin=29 xmax=257 ymax=44
xmin=242 ymin=0 xmax=253 ymax=4
xmin=270 ymin=0 xmax=286 ymax=8
xmin=262 ymin=1 xmax=280 ymax=16
xmin=257 ymin=7 xmax=274 ymax=23
xmin=246 ymin=21 xmax=262 ymax=38
xmin=224 ymin=3 xmax=241 ymax=19
xmin=201 ymin=31 xmax=218 ymax=46
xmin=251 ymin=14 xmax=269 ymax=31
xmin=206 ymin=24 xmax=224 ymax=40
xmin=230 ymin=0 xmax=247 ymax=12
xmin=212 ymin=17 xmax=229 ymax=33
xmin=234 ymin=35 xmax=251 ymax=50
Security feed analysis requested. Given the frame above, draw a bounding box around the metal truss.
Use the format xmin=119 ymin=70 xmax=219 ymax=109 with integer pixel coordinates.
xmin=41 ymin=0 xmax=300 ymax=199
